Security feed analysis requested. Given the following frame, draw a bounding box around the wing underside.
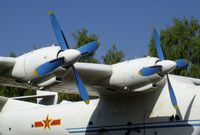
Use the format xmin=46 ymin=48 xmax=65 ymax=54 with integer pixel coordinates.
xmin=48 ymin=62 xmax=112 ymax=96
xmin=0 ymin=62 xmax=112 ymax=96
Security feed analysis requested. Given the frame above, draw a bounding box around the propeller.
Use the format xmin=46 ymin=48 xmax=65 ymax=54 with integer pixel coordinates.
xmin=139 ymin=65 xmax=162 ymax=76
xmin=140 ymin=28 xmax=188 ymax=110
xmin=34 ymin=11 xmax=99 ymax=104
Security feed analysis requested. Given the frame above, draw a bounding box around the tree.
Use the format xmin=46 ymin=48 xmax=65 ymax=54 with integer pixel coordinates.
xmin=102 ymin=45 xmax=124 ymax=65
xmin=32 ymin=44 xmax=38 ymax=50
xmin=149 ymin=17 xmax=200 ymax=78
xmin=9 ymin=51 xmax=17 ymax=57
xmin=72 ymin=28 xmax=100 ymax=63
xmin=58 ymin=93 xmax=81 ymax=103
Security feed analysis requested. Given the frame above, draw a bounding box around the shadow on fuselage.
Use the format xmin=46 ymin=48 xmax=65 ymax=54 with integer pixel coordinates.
xmin=84 ymin=79 xmax=195 ymax=135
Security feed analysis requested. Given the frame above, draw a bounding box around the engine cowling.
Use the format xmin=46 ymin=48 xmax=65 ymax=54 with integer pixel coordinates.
xmin=108 ymin=57 xmax=162 ymax=91
xmin=11 ymin=45 xmax=62 ymax=83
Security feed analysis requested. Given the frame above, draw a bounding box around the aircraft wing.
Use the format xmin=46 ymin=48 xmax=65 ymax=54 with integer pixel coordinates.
xmin=48 ymin=62 xmax=113 ymax=96
xmin=0 ymin=57 xmax=15 ymax=74
xmin=74 ymin=62 xmax=112 ymax=84
xmin=0 ymin=62 xmax=112 ymax=96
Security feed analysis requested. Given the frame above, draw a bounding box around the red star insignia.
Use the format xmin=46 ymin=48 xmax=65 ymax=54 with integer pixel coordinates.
xmin=42 ymin=115 xmax=52 ymax=130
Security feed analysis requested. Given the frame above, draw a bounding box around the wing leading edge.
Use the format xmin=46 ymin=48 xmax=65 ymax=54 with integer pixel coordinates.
xmin=48 ymin=62 xmax=113 ymax=96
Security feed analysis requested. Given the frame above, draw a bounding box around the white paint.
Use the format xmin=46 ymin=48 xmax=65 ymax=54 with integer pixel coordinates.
xmin=1 ymin=75 xmax=200 ymax=135
xmin=1 ymin=46 xmax=200 ymax=134
xmin=58 ymin=49 xmax=81 ymax=66
xmin=156 ymin=60 xmax=176 ymax=74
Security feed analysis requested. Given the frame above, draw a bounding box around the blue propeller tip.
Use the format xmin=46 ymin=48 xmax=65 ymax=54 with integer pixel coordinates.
xmin=175 ymin=59 xmax=188 ymax=68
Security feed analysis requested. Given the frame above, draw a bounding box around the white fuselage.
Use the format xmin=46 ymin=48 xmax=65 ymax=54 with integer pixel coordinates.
xmin=1 ymin=75 xmax=200 ymax=135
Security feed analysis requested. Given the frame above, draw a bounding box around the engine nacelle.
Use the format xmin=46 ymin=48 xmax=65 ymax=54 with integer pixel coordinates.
xmin=12 ymin=45 xmax=61 ymax=81
xmin=11 ymin=55 xmax=26 ymax=78
xmin=108 ymin=57 xmax=162 ymax=91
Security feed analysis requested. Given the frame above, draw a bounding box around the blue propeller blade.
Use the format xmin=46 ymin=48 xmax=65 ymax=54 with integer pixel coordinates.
xmin=175 ymin=59 xmax=188 ymax=68
xmin=77 ymin=41 xmax=99 ymax=55
xmin=139 ymin=65 xmax=162 ymax=76
xmin=153 ymin=28 xmax=181 ymax=111
xmin=153 ymin=28 xmax=165 ymax=60
xmin=167 ymin=75 xmax=178 ymax=110
xmin=71 ymin=66 xmax=90 ymax=104
xmin=34 ymin=57 xmax=64 ymax=77
xmin=49 ymin=10 xmax=70 ymax=50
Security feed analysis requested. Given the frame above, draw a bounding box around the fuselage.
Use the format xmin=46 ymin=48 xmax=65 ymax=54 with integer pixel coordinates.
xmin=1 ymin=75 xmax=200 ymax=135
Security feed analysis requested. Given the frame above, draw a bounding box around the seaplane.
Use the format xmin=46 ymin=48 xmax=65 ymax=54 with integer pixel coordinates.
xmin=0 ymin=11 xmax=200 ymax=135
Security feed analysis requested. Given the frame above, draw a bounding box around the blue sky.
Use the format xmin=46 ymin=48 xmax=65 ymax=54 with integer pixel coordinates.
xmin=0 ymin=0 xmax=200 ymax=62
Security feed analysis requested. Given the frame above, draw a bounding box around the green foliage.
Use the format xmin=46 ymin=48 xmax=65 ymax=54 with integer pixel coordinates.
xmin=72 ymin=28 xmax=100 ymax=63
xmin=58 ymin=93 xmax=82 ymax=103
xmin=57 ymin=93 xmax=97 ymax=103
xmin=149 ymin=17 xmax=200 ymax=78
xmin=180 ymin=64 xmax=200 ymax=78
xmin=0 ymin=86 xmax=35 ymax=97
xmin=102 ymin=45 xmax=124 ymax=65
xmin=32 ymin=44 xmax=38 ymax=50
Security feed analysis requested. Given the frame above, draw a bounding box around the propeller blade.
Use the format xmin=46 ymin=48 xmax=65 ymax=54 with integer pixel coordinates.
xmin=139 ymin=65 xmax=162 ymax=76
xmin=166 ymin=75 xmax=178 ymax=110
xmin=49 ymin=10 xmax=70 ymax=50
xmin=175 ymin=59 xmax=188 ymax=68
xmin=77 ymin=41 xmax=99 ymax=55
xmin=34 ymin=57 xmax=64 ymax=77
xmin=71 ymin=66 xmax=90 ymax=104
xmin=153 ymin=28 xmax=165 ymax=60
